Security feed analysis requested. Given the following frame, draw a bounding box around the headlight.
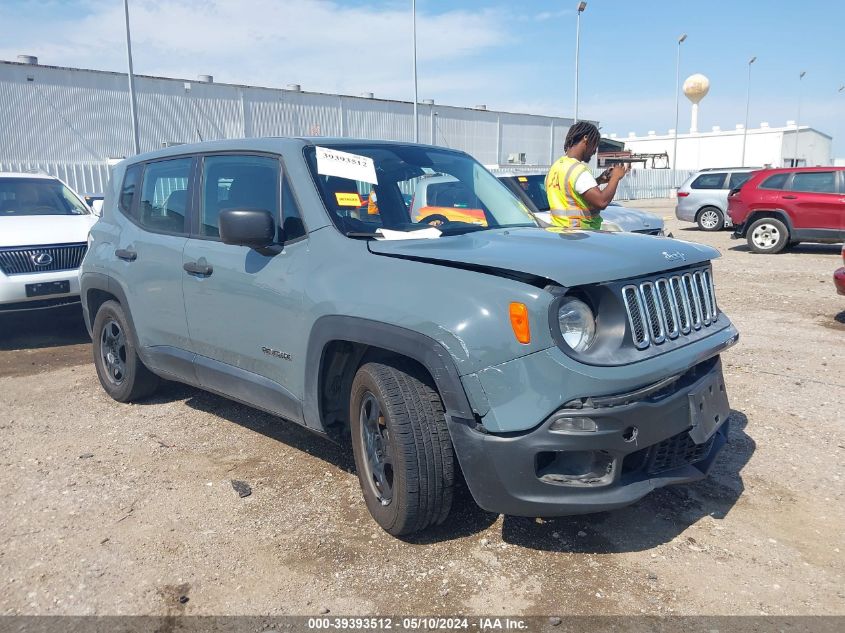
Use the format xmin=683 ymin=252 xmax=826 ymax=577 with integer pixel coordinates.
xmin=557 ymin=298 xmax=596 ymax=352
xmin=601 ymin=220 xmax=623 ymax=232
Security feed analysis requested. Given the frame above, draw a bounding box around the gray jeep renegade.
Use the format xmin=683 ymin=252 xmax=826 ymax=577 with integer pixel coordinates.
xmin=81 ymin=138 xmax=739 ymax=536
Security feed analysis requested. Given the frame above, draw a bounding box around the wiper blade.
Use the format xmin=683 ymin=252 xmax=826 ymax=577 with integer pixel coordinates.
xmin=345 ymin=231 xmax=380 ymax=238
xmin=437 ymin=225 xmax=492 ymax=236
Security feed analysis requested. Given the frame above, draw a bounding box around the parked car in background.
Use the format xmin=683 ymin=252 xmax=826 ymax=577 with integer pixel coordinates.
xmin=676 ymin=167 xmax=756 ymax=231
xmin=0 ymin=172 xmax=96 ymax=312
xmin=408 ymin=174 xmax=489 ymax=226
xmin=834 ymin=244 xmax=845 ymax=295
xmin=494 ymin=170 xmax=666 ymax=235
xmin=81 ymin=138 xmax=737 ymax=536
xmin=728 ymin=167 xmax=845 ymax=254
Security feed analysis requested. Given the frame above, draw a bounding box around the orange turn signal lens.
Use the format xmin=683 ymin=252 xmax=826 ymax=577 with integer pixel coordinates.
xmin=509 ymin=302 xmax=531 ymax=344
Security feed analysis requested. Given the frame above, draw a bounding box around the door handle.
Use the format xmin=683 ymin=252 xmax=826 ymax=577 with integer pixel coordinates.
xmin=183 ymin=260 xmax=213 ymax=276
xmin=115 ymin=248 xmax=137 ymax=261
xmin=781 ymin=195 xmax=797 ymax=199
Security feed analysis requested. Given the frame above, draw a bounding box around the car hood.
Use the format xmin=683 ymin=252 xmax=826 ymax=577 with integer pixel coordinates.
xmin=368 ymin=227 xmax=718 ymax=286
xmin=603 ymin=206 xmax=664 ymax=231
xmin=0 ymin=215 xmax=97 ymax=248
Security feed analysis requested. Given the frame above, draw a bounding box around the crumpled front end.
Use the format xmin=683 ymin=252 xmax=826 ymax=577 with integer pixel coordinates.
xmin=449 ymin=352 xmax=735 ymax=517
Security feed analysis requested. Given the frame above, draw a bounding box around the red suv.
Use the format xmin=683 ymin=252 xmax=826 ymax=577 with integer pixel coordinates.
xmin=728 ymin=167 xmax=845 ymax=254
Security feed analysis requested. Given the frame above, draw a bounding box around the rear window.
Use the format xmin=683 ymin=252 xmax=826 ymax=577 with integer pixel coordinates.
xmin=790 ymin=171 xmax=837 ymax=194
xmin=759 ymin=173 xmax=789 ymax=190
xmin=690 ymin=173 xmax=727 ymax=189
xmin=728 ymin=172 xmax=752 ymax=189
xmin=0 ymin=177 xmax=90 ymax=216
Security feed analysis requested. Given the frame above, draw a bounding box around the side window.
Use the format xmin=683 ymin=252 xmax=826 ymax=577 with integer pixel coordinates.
xmin=728 ymin=172 xmax=751 ymax=189
xmin=119 ymin=163 xmax=143 ymax=216
xmin=690 ymin=173 xmax=728 ymax=189
xmin=138 ymin=158 xmax=192 ymax=234
xmin=759 ymin=173 xmax=789 ymax=190
xmin=201 ymin=155 xmax=279 ymax=238
xmin=789 ymin=171 xmax=837 ymax=194
xmin=281 ymin=176 xmax=306 ymax=240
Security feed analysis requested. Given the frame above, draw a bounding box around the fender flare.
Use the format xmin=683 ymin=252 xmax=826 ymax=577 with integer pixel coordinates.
xmin=80 ymin=272 xmax=138 ymax=346
xmin=740 ymin=209 xmax=793 ymax=237
xmin=303 ymin=315 xmax=475 ymax=430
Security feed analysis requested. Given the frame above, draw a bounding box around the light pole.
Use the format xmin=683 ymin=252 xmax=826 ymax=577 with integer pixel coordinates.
xmin=794 ymin=70 xmax=806 ymax=166
xmin=123 ymin=0 xmax=140 ymax=155
xmin=671 ymin=33 xmax=687 ymax=173
xmin=412 ymin=0 xmax=419 ymax=143
xmin=574 ymin=2 xmax=587 ymax=122
xmin=741 ymin=56 xmax=756 ymax=167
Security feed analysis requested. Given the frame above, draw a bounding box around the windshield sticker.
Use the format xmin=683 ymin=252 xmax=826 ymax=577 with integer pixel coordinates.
xmin=517 ymin=176 xmax=528 ymax=182
xmin=376 ymin=227 xmax=442 ymax=240
xmin=316 ymin=146 xmax=378 ymax=185
xmin=335 ymin=192 xmax=363 ymax=207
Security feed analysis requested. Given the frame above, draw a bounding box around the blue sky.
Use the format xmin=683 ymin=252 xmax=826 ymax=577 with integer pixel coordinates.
xmin=2 ymin=0 xmax=843 ymax=154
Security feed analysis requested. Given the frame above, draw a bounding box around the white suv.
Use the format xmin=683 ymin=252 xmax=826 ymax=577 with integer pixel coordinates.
xmin=0 ymin=173 xmax=97 ymax=311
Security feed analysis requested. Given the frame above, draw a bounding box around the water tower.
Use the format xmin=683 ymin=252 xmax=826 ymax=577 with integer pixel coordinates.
xmin=683 ymin=73 xmax=710 ymax=133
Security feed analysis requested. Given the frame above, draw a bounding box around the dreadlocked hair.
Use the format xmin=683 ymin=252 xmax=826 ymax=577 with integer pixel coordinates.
xmin=564 ymin=121 xmax=600 ymax=150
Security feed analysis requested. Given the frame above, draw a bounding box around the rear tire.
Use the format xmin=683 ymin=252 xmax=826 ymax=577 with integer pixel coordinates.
xmin=92 ymin=300 xmax=159 ymax=402
xmin=697 ymin=207 xmax=724 ymax=231
xmin=350 ymin=360 xmax=454 ymax=536
xmin=747 ymin=217 xmax=789 ymax=254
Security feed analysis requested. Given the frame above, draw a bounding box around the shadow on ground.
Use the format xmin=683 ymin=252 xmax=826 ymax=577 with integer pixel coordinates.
xmin=499 ymin=410 xmax=753 ymax=553
xmin=142 ymin=381 xmax=500 ymax=542
xmin=139 ymin=379 xmax=753 ymax=549
xmin=0 ymin=303 xmax=89 ymax=351
xmin=729 ymin=242 xmax=842 ymax=255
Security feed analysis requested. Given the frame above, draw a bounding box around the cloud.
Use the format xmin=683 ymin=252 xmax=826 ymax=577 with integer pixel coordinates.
xmin=0 ymin=0 xmax=509 ymax=101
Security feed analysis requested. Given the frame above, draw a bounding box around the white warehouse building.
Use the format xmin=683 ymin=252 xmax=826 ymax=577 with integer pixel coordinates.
xmin=614 ymin=122 xmax=832 ymax=171
xmin=0 ymin=56 xmax=581 ymax=195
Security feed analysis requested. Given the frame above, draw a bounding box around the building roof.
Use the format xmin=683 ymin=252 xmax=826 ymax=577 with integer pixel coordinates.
xmin=615 ymin=124 xmax=832 ymax=142
xmin=0 ymin=58 xmax=577 ymax=123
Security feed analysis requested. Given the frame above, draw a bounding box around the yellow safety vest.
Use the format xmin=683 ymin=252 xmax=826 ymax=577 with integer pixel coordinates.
xmin=546 ymin=156 xmax=602 ymax=230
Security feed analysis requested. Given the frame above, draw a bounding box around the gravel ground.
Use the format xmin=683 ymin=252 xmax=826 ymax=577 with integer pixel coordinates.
xmin=1 ymin=200 xmax=843 ymax=617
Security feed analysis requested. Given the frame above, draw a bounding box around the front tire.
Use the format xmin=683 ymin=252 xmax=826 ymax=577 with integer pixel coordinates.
xmin=697 ymin=206 xmax=724 ymax=231
xmin=350 ymin=360 xmax=454 ymax=536
xmin=747 ymin=217 xmax=789 ymax=254
xmin=92 ymin=300 xmax=159 ymax=402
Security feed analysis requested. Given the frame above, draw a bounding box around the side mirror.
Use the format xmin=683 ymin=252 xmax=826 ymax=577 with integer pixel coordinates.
xmin=219 ymin=208 xmax=280 ymax=254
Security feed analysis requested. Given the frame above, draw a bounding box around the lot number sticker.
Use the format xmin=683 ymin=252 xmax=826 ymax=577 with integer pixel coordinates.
xmin=334 ymin=192 xmax=363 ymax=207
xmin=316 ymin=146 xmax=378 ymax=185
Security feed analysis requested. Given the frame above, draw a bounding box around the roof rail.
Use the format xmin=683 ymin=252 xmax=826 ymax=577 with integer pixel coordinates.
xmin=699 ymin=166 xmax=760 ymax=171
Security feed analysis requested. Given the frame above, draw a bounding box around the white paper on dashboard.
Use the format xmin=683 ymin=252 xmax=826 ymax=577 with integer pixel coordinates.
xmin=315 ymin=146 xmax=378 ymax=185
xmin=376 ymin=228 xmax=442 ymax=240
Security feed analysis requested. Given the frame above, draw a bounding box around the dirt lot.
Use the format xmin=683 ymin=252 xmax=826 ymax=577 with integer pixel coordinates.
xmin=1 ymin=201 xmax=843 ymax=617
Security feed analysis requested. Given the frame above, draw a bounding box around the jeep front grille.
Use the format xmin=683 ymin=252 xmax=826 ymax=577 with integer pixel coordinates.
xmin=622 ymin=269 xmax=718 ymax=350
xmin=0 ymin=243 xmax=87 ymax=275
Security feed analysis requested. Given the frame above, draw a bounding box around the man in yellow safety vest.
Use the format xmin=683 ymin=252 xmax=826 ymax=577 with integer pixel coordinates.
xmin=546 ymin=121 xmax=628 ymax=229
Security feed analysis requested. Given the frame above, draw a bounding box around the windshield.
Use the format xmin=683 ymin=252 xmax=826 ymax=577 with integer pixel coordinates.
xmin=0 ymin=178 xmax=90 ymax=217
xmin=304 ymin=144 xmax=537 ymax=238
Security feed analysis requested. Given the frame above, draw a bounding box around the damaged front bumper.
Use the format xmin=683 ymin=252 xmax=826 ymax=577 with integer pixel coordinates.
xmin=449 ymin=356 xmax=733 ymax=517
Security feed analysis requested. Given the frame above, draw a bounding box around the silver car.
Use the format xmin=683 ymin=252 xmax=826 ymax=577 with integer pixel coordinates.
xmin=494 ymin=170 xmax=666 ymax=235
xmin=676 ymin=168 xmax=755 ymax=231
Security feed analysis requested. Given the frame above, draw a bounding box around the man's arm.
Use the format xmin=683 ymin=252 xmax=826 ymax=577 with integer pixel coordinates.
xmin=581 ymin=164 xmax=628 ymax=213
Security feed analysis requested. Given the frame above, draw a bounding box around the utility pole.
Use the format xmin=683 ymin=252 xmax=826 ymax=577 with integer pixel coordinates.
xmin=794 ymin=70 xmax=806 ymax=166
xmin=123 ymin=0 xmax=141 ymax=155
xmin=671 ymin=33 xmax=687 ymax=173
xmin=574 ymin=2 xmax=587 ymax=122
xmin=412 ymin=0 xmax=419 ymax=143
xmin=741 ymin=56 xmax=756 ymax=167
